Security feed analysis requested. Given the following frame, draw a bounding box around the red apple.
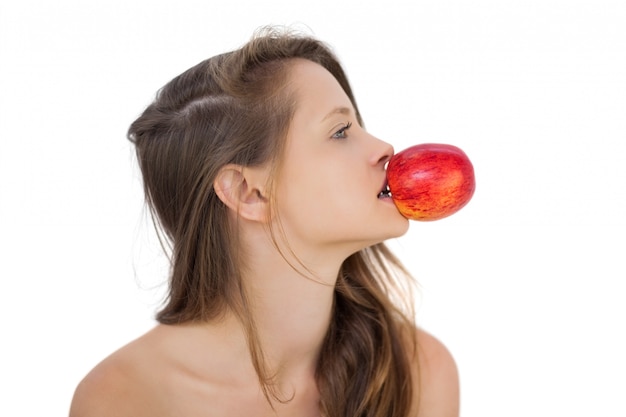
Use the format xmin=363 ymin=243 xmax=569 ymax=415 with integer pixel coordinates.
xmin=386 ymin=143 xmax=475 ymax=221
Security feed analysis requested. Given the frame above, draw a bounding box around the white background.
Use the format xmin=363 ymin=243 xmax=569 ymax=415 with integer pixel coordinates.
xmin=1 ymin=0 xmax=625 ymax=415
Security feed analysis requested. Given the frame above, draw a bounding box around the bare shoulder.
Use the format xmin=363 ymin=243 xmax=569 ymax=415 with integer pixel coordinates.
xmin=69 ymin=354 xmax=133 ymax=417
xmin=410 ymin=328 xmax=460 ymax=417
xmin=69 ymin=328 xmax=164 ymax=417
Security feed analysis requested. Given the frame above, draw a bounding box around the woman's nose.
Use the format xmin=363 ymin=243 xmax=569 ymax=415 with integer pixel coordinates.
xmin=370 ymin=136 xmax=394 ymax=166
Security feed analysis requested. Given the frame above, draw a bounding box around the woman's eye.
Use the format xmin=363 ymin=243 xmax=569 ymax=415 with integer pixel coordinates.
xmin=332 ymin=122 xmax=352 ymax=139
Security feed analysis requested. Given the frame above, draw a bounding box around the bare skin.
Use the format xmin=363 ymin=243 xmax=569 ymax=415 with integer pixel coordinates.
xmin=70 ymin=60 xmax=460 ymax=416
xmin=70 ymin=322 xmax=458 ymax=417
xmin=70 ymin=320 xmax=322 ymax=417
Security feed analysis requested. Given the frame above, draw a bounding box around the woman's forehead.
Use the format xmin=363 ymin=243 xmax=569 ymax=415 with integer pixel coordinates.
xmin=287 ymin=60 xmax=354 ymax=119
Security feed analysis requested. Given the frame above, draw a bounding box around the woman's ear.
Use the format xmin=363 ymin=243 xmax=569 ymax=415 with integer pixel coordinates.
xmin=213 ymin=164 xmax=270 ymax=222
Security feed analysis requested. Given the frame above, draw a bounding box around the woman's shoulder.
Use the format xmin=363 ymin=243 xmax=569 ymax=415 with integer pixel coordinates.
xmin=69 ymin=352 xmax=138 ymax=417
xmin=69 ymin=322 xmax=255 ymax=417
xmin=69 ymin=326 xmax=172 ymax=417
xmin=410 ymin=327 xmax=460 ymax=417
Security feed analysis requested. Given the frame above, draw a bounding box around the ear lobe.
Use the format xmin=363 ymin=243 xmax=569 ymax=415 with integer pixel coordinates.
xmin=213 ymin=164 xmax=270 ymax=222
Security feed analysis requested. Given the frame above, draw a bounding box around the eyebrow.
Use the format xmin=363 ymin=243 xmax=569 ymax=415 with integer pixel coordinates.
xmin=322 ymin=106 xmax=352 ymax=122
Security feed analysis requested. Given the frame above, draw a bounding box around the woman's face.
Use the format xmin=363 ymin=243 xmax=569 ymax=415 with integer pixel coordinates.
xmin=271 ymin=59 xmax=409 ymax=259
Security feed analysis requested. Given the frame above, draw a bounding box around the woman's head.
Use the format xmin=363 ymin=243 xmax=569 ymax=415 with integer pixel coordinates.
xmin=271 ymin=59 xmax=410 ymax=263
xmin=128 ymin=27 xmax=362 ymax=322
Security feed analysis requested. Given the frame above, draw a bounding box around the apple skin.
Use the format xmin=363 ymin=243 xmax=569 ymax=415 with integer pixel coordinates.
xmin=387 ymin=143 xmax=475 ymax=221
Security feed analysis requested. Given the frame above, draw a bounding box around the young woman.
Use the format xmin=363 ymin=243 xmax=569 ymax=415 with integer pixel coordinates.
xmin=70 ymin=27 xmax=459 ymax=417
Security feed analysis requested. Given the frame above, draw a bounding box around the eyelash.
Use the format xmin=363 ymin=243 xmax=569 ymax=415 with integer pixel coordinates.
xmin=332 ymin=122 xmax=352 ymax=139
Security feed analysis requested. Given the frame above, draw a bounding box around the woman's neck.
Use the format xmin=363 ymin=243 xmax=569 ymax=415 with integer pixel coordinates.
xmin=241 ymin=234 xmax=339 ymax=378
xmin=204 ymin=218 xmax=355 ymax=390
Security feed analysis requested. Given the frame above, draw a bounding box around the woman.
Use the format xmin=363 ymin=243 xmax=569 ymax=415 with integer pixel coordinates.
xmin=70 ymin=27 xmax=459 ymax=417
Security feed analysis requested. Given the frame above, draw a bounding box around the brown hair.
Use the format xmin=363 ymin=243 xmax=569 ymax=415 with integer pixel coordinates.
xmin=128 ymin=27 xmax=418 ymax=417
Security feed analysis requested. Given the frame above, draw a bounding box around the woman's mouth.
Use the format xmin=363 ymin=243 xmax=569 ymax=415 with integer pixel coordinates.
xmin=378 ymin=183 xmax=392 ymax=199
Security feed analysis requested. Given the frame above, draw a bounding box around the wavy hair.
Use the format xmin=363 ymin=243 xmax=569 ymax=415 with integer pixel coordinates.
xmin=128 ymin=27 xmax=418 ymax=417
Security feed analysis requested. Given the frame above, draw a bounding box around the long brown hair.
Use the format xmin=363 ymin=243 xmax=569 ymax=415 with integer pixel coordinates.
xmin=128 ymin=27 xmax=418 ymax=417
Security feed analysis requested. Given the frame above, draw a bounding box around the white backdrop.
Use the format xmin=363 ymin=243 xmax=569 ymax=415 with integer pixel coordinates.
xmin=1 ymin=1 xmax=625 ymax=415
